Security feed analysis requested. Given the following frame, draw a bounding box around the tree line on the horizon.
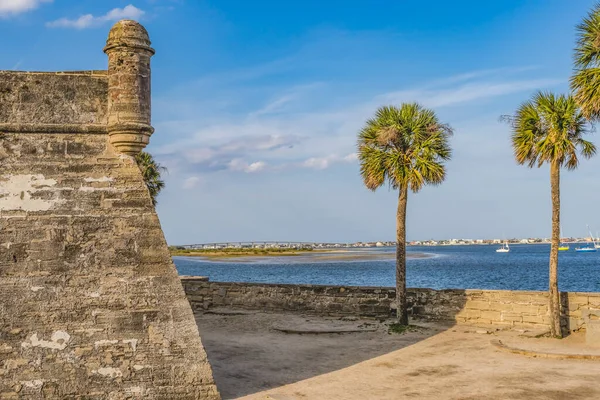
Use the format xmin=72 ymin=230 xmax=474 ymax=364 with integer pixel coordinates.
xmin=358 ymin=4 xmax=600 ymax=337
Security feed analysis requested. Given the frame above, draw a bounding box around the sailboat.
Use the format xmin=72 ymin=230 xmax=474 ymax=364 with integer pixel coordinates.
xmin=575 ymin=225 xmax=598 ymax=253
xmin=595 ymin=231 xmax=600 ymax=249
xmin=496 ymin=242 xmax=510 ymax=253
xmin=559 ymin=227 xmax=569 ymax=251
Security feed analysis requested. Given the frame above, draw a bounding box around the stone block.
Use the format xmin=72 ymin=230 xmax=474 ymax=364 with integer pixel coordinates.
xmin=465 ymin=300 xmax=490 ymax=311
xmin=456 ymin=309 xmax=481 ymax=319
xmin=588 ymin=295 xmax=600 ymax=307
xmin=583 ymin=309 xmax=600 ymax=346
xmin=360 ymin=298 xmax=381 ymax=305
xmin=480 ymin=310 xmax=502 ymax=322
xmin=566 ymin=317 xmax=584 ymax=332
xmin=566 ymin=294 xmax=589 ymax=307
xmin=586 ymin=321 xmax=600 ymax=346
xmin=511 ymin=304 xmax=542 ymax=314
xmin=522 ymin=314 xmax=548 ymax=325
xmin=490 ymin=320 xmax=514 ymax=326
xmin=487 ymin=302 xmax=511 ymax=312
xmin=567 ymin=308 xmax=583 ymax=319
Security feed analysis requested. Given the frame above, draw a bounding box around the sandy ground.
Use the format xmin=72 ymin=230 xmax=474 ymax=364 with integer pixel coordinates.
xmin=196 ymin=311 xmax=600 ymax=400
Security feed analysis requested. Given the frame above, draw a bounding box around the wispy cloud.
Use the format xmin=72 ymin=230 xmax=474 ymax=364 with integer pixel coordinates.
xmin=248 ymin=83 xmax=323 ymax=117
xmin=428 ymin=66 xmax=541 ymax=87
xmin=228 ymin=159 xmax=268 ymax=173
xmin=250 ymin=94 xmax=297 ymax=117
xmin=192 ymin=56 xmax=298 ymax=88
xmin=182 ymin=176 xmax=203 ymax=189
xmin=301 ymin=153 xmax=357 ymax=170
xmin=164 ymin=134 xmax=303 ymax=173
xmin=379 ymin=78 xmax=561 ymax=109
xmin=46 ymin=4 xmax=144 ymax=29
xmin=0 ymin=0 xmax=51 ymax=17
xmin=152 ymin=57 xmax=560 ymax=183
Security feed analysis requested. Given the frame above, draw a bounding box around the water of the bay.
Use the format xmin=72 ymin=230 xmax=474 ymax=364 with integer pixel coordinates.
xmin=173 ymin=244 xmax=600 ymax=292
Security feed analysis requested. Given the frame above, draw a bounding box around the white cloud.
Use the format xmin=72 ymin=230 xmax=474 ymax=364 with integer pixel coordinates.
xmin=182 ymin=176 xmax=202 ymax=189
xmin=104 ymin=5 xmax=143 ymax=20
xmin=246 ymin=161 xmax=268 ymax=173
xmin=302 ymin=157 xmax=331 ymax=170
xmin=343 ymin=153 xmax=358 ymax=162
xmin=159 ymin=134 xmax=303 ymax=173
xmin=185 ymin=148 xmax=216 ymax=164
xmin=0 ymin=0 xmax=51 ymax=17
xmin=301 ymin=153 xmax=357 ymax=170
xmin=46 ymin=4 xmax=144 ymax=29
xmin=227 ymin=159 xmax=268 ymax=173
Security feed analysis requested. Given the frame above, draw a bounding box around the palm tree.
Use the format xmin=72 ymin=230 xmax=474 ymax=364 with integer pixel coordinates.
xmin=135 ymin=151 xmax=166 ymax=206
xmin=572 ymin=4 xmax=600 ymax=120
xmin=357 ymin=103 xmax=452 ymax=324
xmin=505 ymin=92 xmax=595 ymax=338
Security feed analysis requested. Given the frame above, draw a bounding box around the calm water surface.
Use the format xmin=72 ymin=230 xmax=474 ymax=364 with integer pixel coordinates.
xmin=173 ymin=244 xmax=600 ymax=292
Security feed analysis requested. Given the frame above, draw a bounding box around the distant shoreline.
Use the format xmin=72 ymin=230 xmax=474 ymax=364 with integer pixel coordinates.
xmin=171 ymin=248 xmax=431 ymax=262
xmin=170 ymin=248 xmax=318 ymax=259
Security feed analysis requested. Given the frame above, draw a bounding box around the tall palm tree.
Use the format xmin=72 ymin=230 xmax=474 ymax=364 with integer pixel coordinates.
xmin=572 ymin=4 xmax=600 ymax=120
xmin=135 ymin=151 xmax=166 ymax=206
xmin=505 ymin=92 xmax=595 ymax=338
xmin=357 ymin=103 xmax=452 ymax=324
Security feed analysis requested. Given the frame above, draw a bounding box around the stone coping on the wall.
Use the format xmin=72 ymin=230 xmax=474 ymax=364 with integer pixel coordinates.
xmin=0 ymin=123 xmax=107 ymax=133
xmin=179 ymin=276 xmax=598 ymax=297
xmin=182 ymin=276 xmax=210 ymax=282
xmin=0 ymin=70 xmax=107 ymax=76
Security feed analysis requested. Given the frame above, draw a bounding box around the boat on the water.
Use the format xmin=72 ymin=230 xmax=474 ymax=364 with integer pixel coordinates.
xmin=575 ymin=225 xmax=598 ymax=253
xmin=496 ymin=242 xmax=510 ymax=253
xmin=559 ymin=227 xmax=569 ymax=251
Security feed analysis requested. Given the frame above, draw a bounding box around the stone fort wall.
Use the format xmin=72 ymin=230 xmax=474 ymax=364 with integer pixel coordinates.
xmin=0 ymin=21 xmax=219 ymax=399
xmin=182 ymin=277 xmax=600 ymax=332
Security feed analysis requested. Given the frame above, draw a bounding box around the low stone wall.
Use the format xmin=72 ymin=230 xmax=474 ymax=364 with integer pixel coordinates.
xmin=181 ymin=277 xmax=600 ymax=331
xmin=183 ymin=278 xmax=396 ymax=318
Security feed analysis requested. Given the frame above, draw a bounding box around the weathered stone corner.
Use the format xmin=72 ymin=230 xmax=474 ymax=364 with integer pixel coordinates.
xmin=0 ymin=19 xmax=220 ymax=399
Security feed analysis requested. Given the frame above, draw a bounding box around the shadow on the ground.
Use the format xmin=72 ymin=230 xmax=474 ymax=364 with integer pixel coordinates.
xmin=195 ymin=310 xmax=458 ymax=400
xmin=561 ymin=292 xmax=572 ymax=338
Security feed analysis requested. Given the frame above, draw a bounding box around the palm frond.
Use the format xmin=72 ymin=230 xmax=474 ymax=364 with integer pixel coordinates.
xmin=357 ymin=103 xmax=452 ymax=193
xmin=572 ymin=4 xmax=600 ymax=120
xmin=574 ymin=4 xmax=600 ymax=68
xmin=571 ymin=67 xmax=600 ymax=119
xmin=504 ymin=91 xmax=595 ymax=170
xmin=136 ymin=151 xmax=167 ymax=206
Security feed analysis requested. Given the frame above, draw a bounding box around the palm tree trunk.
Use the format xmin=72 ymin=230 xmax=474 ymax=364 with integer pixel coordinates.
xmin=396 ymin=185 xmax=409 ymax=325
xmin=549 ymin=160 xmax=562 ymax=338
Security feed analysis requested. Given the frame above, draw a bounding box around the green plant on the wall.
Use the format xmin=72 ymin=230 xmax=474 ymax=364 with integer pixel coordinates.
xmin=135 ymin=151 xmax=166 ymax=206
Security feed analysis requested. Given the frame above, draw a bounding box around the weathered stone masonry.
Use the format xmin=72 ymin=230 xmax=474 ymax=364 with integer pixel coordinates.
xmin=0 ymin=21 xmax=219 ymax=399
xmin=182 ymin=277 xmax=600 ymax=332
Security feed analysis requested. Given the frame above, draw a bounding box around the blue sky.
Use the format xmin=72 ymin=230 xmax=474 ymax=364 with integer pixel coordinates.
xmin=2 ymin=0 xmax=600 ymax=244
